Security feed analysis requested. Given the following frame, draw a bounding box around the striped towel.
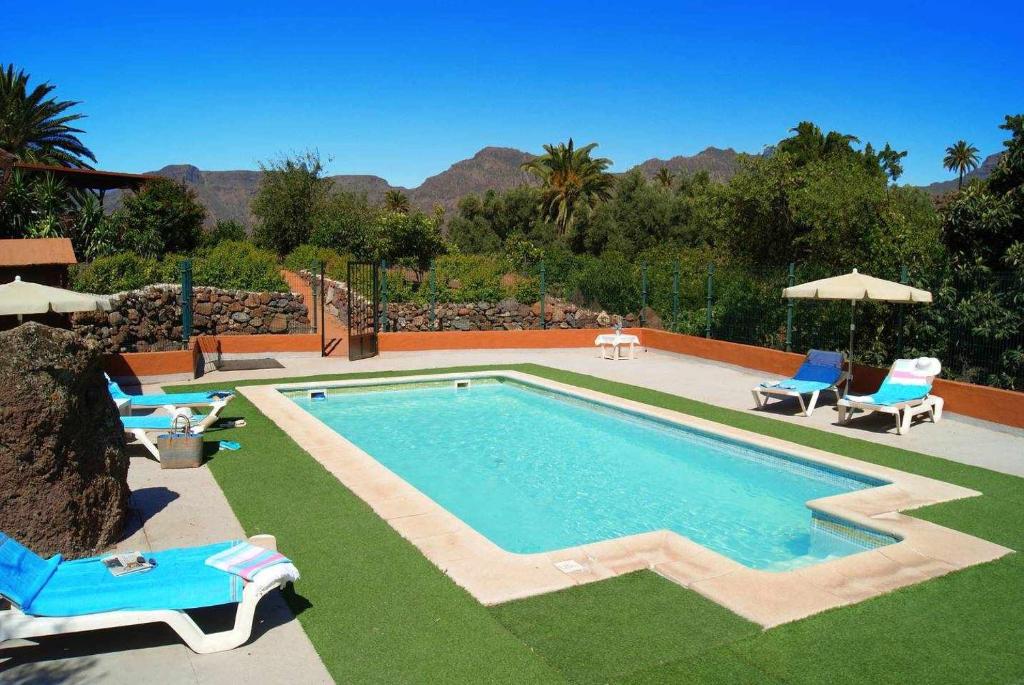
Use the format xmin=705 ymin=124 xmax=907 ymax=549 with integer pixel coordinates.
xmin=204 ymin=542 xmax=289 ymax=581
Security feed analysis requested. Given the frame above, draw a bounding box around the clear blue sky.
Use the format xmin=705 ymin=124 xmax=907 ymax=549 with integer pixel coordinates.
xmin=5 ymin=1 xmax=1022 ymax=187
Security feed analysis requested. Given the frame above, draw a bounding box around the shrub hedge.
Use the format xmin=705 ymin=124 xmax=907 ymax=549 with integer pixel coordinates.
xmin=71 ymin=241 xmax=286 ymax=294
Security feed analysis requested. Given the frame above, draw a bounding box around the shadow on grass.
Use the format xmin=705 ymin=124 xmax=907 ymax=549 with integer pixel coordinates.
xmin=281 ymin=584 xmax=314 ymax=618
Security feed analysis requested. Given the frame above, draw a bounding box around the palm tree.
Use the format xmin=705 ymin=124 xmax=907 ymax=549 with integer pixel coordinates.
xmin=943 ymin=140 xmax=981 ymax=189
xmin=520 ymin=139 xmax=613 ymax=236
xmin=654 ymin=167 xmax=674 ymax=189
xmin=778 ymin=122 xmax=859 ymax=164
xmin=878 ymin=143 xmax=908 ymax=182
xmin=384 ymin=189 xmax=410 ymax=213
xmin=0 ymin=64 xmax=96 ymax=168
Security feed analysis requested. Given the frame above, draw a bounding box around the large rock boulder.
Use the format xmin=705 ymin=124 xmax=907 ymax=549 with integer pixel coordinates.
xmin=0 ymin=323 xmax=129 ymax=558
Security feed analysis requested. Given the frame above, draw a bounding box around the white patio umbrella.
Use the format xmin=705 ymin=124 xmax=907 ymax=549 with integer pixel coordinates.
xmin=782 ymin=269 xmax=932 ymax=393
xmin=0 ymin=276 xmax=112 ymax=322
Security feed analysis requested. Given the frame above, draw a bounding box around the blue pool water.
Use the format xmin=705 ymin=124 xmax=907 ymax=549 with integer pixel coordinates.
xmin=287 ymin=378 xmax=894 ymax=570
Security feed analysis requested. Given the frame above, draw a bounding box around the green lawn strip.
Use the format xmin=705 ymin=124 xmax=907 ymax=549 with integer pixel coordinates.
xmin=489 ymin=571 xmax=761 ymax=684
xmin=612 ymin=643 xmax=785 ymax=685
xmin=174 ymin=391 xmax=564 ymax=684
xmin=168 ymin=363 xmax=1024 ymax=684
xmin=723 ymin=554 xmax=1024 ymax=685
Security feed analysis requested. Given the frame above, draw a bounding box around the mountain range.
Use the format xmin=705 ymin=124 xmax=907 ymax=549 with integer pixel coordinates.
xmin=113 ymin=146 xmax=742 ymax=227
xmin=113 ymin=146 xmax=996 ymax=228
xmin=919 ymin=153 xmax=1002 ymax=195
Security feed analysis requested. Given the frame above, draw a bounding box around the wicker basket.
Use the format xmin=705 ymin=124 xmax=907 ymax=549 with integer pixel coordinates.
xmin=158 ymin=414 xmax=204 ymax=469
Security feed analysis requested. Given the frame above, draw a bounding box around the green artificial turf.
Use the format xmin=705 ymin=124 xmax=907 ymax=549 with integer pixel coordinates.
xmin=169 ymin=364 xmax=1024 ymax=684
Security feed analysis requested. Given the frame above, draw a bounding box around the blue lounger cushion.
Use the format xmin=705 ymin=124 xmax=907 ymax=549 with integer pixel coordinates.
xmin=1 ymin=533 xmax=242 ymax=617
xmin=763 ymin=379 xmax=834 ymax=394
xmin=121 ymin=414 xmax=209 ymax=430
xmin=761 ymin=350 xmax=844 ymax=395
xmin=852 ymin=384 xmax=931 ymax=406
xmin=126 ymin=391 xmax=233 ymax=407
xmin=0 ymin=533 xmax=61 ymax=610
xmin=106 ymin=375 xmax=232 ymax=406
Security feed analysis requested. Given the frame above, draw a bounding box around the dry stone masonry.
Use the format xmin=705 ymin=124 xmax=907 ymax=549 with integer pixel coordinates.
xmin=73 ymin=284 xmax=309 ymax=353
xmin=312 ymin=272 xmax=627 ymax=332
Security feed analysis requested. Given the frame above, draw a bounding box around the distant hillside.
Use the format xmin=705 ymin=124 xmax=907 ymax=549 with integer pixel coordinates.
xmin=108 ymin=145 xmax=745 ymax=228
xmin=920 ymin=152 xmax=1002 ymax=195
xmin=408 ymin=147 xmax=536 ymax=215
xmin=631 ymin=147 xmax=742 ymax=182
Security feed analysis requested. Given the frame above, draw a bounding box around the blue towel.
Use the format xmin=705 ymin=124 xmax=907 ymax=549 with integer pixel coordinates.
xmin=856 ymin=384 xmax=931 ymax=406
xmin=766 ymin=379 xmax=834 ymax=394
xmin=121 ymin=414 xmax=209 ymax=430
xmin=128 ymin=391 xmax=233 ymax=407
xmin=106 ymin=375 xmax=231 ymax=406
xmin=0 ymin=533 xmax=61 ymax=610
xmin=1 ymin=535 xmax=244 ymax=617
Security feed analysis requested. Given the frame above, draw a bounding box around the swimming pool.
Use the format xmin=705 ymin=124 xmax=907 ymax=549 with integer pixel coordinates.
xmin=286 ymin=377 xmax=896 ymax=570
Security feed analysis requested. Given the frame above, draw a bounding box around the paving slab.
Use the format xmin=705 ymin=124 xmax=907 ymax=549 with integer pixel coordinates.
xmin=0 ymin=451 xmax=332 ymax=685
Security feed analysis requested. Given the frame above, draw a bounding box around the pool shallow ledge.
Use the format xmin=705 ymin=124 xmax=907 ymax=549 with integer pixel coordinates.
xmin=238 ymin=370 xmax=1013 ymax=629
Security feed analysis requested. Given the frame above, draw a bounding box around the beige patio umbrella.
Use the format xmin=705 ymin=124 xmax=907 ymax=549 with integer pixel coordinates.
xmin=0 ymin=276 xmax=112 ymax=322
xmin=782 ymin=269 xmax=932 ymax=393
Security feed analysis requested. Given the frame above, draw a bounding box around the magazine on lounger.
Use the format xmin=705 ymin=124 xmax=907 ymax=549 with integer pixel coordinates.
xmin=101 ymin=552 xmax=155 ymax=576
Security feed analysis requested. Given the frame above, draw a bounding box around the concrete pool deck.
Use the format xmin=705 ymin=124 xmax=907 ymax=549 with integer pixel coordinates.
xmin=0 ymin=450 xmax=333 ymax=684
xmin=242 ymin=370 xmax=1012 ymax=628
xmin=5 ymin=345 xmax=1020 ymax=680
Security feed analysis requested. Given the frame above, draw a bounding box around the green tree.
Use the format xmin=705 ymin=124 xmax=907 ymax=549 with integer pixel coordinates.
xmin=202 ymin=219 xmax=247 ymax=247
xmin=878 ymin=143 xmax=908 ymax=182
xmin=654 ymin=168 xmax=674 ymax=189
xmin=943 ymin=117 xmax=1023 ymax=269
xmin=384 ymin=189 xmax=410 ymax=213
xmin=944 ymin=140 xmax=981 ymax=189
xmin=777 ymin=121 xmax=860 ymax=165
xmin=447 ymin=186 xmax=549 ymax=253
xmin=113 ymin=178 xmax=206 ymax=257
xmin=0 ymin=64 xmax=96 ymax=167
xmin=309 ymin=190 xmax=377 ymax=256
xmin=378 ymin=211 xmax=447 ymax=273
xmin=252 ymin=151 xmax=332 ymax=255
xmin=521 ymin=139 xmax=614 ymax=236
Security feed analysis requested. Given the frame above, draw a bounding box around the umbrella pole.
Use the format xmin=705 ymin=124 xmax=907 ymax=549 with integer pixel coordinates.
xmin=847 ymin=300 xmax=856 ymax=396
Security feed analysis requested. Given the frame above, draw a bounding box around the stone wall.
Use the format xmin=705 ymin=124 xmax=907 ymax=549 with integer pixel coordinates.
xmin=73 ymin=284 xmax=309 ymax=353
xmin=312 ymin=272 xmax=625 ymax=332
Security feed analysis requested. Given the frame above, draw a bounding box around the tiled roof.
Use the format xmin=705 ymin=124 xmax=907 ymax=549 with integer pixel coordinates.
xmin=0 ymin=238 xmax=78 ymax=266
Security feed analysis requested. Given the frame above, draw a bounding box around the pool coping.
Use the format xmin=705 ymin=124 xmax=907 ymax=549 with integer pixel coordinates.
xmin=237 ymin=370 xmax=1013 ymax=628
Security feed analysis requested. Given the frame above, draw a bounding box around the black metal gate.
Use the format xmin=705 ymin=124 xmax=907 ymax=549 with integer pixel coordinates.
xmin=347 ymin=261 xmax=379 ymax=361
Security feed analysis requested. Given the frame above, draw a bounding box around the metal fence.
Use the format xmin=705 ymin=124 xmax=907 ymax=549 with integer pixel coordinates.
xmin=638 ymin=262 xmax=1023 ymax=391
xmin=364 ymin=257 xmax=1022 ymax=391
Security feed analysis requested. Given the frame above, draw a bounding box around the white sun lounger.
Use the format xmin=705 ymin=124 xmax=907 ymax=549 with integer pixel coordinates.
xmin=106 ymin=374 xmax=234 ymax=416
xmin=0 ymin=534 xmax=297 ymax=654
xmin=837 ymin=357 xmax=944 ymax=435
xmin=751 ymin=349 xmax=847 ymax=417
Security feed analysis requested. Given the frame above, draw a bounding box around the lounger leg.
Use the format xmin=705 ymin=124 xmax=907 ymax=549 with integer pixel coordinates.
xmin=795 ymin=394 xmax=807 ymax=416
xmin=751 ymin=389 xmax=765 ymax=409
xmin=130 ymin=429 xmax=161 ymax=461
xmin=932 ymin=397 xmax=944 ymax=422
xmin=804 ymin=390 xmax=820 ymax=417
xmin=838 ymin=404 xmax=850 ymax=424
xmin=896 ymin=410 xmax=909 ymax=435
